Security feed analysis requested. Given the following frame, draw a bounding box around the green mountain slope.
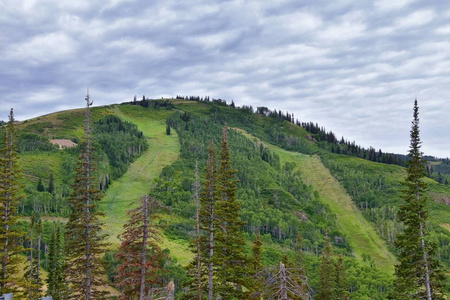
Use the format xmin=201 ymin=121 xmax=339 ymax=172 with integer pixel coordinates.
xmin=100 ymin=105 xmax=180 ymax=244
xmin=235 ymin=128 xmax=396 ymax=273
xmin=10 ymin=98 xmax=450 ymax=297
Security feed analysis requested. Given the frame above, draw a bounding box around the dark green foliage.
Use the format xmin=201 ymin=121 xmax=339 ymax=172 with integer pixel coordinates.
xmin=102 ymin=250 xmax=119 ymax=284
xmin=48 ymin=173 xmax=54 ymax=194
xmin=214 ymin=128 xmax=253 ymax=299
xmin=47 ymin=222 xmax=66 ymax=299
xmin=115 ymin=196 xmax=166 ymax=299
xmin=17 ymin=133 xmax=58 ymax=152
xmin=64 ymin=99 xmax=109 ymax=299
xmin=0 ymin=108 xmax=26 ymax=294
xmin=166 ymin=124 xmax=171 ymax=135
xmin=160 ymin=111 xmax=342 ymax=250
xmin=134 ymin=99 xmax=174 ymax=109
xmin=392 ymin=100 xmax=446 ymax=299
xmin=173 ymin=102 xmax=315 ymax=155
xmin=317 ymin=234 xmax=333 ymax=299
xmin=94 ymin=115 xmax=148 ymax=180
xmin=250 ymin=232 xmax=264 ymax=298
xmin=334 ymin=255 xmax=348 ymax=300
xmin=36 ymin=177 xmax=45 ymax=192
xmin=23 ymin=212 xmax=42 ymax=299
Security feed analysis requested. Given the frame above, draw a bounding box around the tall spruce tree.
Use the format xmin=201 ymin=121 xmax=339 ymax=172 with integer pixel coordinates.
xmin=214 ymin=127 xmax=253 ymax=299
xmin=47 ymin=223 xmax=66 ymax=299
xmin=47 ymin=224 xmax=57 ymax=297
xmin=392 ymin=100 xmax=446 ymax=299
xmin=182 ymin=161 xmax=206 ymax=300
xmin=115 ymin=195 xmax=165 ymax=299
xmin=0 ymin=108 xmax=25 ymax=294
xmin=333 ymin=255 xmax=347 ymax=300
xmin=24 ymin=212 xmax=41 ymax=299
xmin=200 ymin=141 xmax=217 ymax=300
xmin=317 ymin=234 xmax=333 ymax=300
xmin=65 ymin=93 xmax=109 ymax=299
xmin=250 ymin=231 xmax=263 ymax=299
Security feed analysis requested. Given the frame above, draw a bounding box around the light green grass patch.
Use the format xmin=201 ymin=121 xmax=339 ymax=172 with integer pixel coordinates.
xmin=100 ymin=105 xmax=180 ymax=247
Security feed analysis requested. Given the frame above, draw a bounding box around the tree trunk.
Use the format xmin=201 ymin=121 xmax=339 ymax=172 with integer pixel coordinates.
xmin=208 ymin=164 xmax=214 ymax=300
xmin=85 ymin=92 xmax=92 ymax=300
xmin=140 ymin=195 xmax=149 ymax=300
xmin=37 ymin=231 xmax=41 ymax=282
xmin=279 ymin=262 xmax=287 ymax=300
xmin=194 ymin=162 xmax=202 ymax=300
xmin=419 ymin=211 xmax=432 ymax=300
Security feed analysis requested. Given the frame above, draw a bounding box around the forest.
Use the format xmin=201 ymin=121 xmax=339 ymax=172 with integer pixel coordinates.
xmin=0 ymin=97 xmax=449 ymax=299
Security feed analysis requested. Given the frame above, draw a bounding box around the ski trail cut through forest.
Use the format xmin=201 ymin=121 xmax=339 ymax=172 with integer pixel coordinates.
xmin=101 ymin=105 xmax=181 ymax=248
xmin=232 ymin=128 xmax=396 ymax=274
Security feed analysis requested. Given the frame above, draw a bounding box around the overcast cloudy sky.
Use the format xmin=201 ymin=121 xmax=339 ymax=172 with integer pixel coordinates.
xmin=1 ymin=0 xmax=449 ymax=157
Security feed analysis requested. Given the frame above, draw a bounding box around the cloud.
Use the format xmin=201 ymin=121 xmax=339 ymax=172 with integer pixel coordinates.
xmin=395 ymin=9 xmax=435 ymax=29
xmin=374 ymin=0 xmax=414 ymax=11
xmin=5 ymin=32 xmax=77 ymax=65
xmin=1 ymin=0 xmax=450 ymax=158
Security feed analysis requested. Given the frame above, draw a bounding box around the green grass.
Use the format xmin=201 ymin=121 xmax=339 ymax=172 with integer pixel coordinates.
xmin=17 ymin=106 xmax=115 ymax=140
xmin=99 ymin=106 xmax=188 ymax=255
xmin=19 ymin=151 xmax=69 ymax=186
xmin=234 ymin=128 xmax=396 ymax=274
xmin=299 ymin=155 xmax=396 ymax=273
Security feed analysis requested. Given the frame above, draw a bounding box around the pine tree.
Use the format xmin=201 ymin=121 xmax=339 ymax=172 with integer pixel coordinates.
xmin=65 ymin=93 xmax=109 ymax=299
xmin=37 ymin=177 xmax=45 ymax=192
xmin=200 ymin=141 xmax=217 ymax=300
xmin=250 ymin=231 xmax=263 ymax=299
xmin=48 ymin=173 xmax=55 ymax=194
xmin=333 ymin=255 xmax=347 ymax=300
xmin=294 ymin=233 xmax=308 ymax=299
xmin=47 ymin=224 xmax=57 ymax=296
xmin=214 ymin=127 xmax=253 ymax=298
xmin=0 ymin=108 xmax=25 ymax=294
xmin=392 ymin=100 xmax=446 ymax=300
xmin=182 ymin=161 xmax=206 ymax=300
xmin=47 ymin=222 xmax=66 ymax=299
xmin=250 ymin=231 xmax=263 ymax=276
xmin=317 ymin=234 xmax=333 ymax=300
xmin=24 ymin=212 xmax=40 ymax=299
xmin=115 ymin=195 xmax=165 ymax=299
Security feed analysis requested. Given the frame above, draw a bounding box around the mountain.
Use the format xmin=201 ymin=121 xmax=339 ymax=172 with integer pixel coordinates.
xmin=11 ymin=98 xmax=450 ymax=298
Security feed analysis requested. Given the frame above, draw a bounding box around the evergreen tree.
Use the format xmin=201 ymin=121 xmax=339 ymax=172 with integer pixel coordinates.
xmin=0 ymin=108 xmax=25 ymax=294
xmin=250 ymin=231 xmax=263 ymax=299
xmin=47 ymin=224 xmax=57 ymax=296
xmin=37 ymin=177 xmax=45 ymax=192
xmin=294 ymin=233 xmax=308 ymax=299
xmin=250 ymin=231 xmax=263 ymax=276
xmin=48 ymin=173 xmax=55 ymax=194
xmin=214 ymin=127 xmax=253 ymax=298
xmin=24 ymin=212 xmax=40 ymax=299
xmin=317 ymin=234 xmax=333 ymax=300
xmin=115 ymin=195 xmax=165 ymax=299
xmin=200 ymin=141 xmax=217 ymax=300
xmin=392 ymin=100 xmax=446 ymax=299
xmin=333 ymin=255 xmax=347 ymax=300
xmin=35 ymin=219 xmax=43 ymax=296
xmin=182 ymin=161 xmax=205 ymax=300
xmin=48 ymin=222 xmax=66 ymax=299
xmin=166 ymin=124 xmax=171 ymax=135
xmin=65 ymin=93 xmax=109 ymax=299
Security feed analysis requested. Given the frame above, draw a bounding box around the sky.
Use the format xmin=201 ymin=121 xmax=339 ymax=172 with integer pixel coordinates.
xmin=1 ymin=0 xmax=450 ymax=158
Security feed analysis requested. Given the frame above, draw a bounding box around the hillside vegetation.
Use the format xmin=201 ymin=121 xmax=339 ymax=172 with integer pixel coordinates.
xmin=8 ymin=98 xmax=450 ymax=298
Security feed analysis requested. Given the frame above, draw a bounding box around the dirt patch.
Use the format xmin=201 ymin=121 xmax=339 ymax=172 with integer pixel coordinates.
xmin=429 ymin=192 xmax=450 ymax=206
xmin=50 ymin=139 xmax=77 ymax=149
